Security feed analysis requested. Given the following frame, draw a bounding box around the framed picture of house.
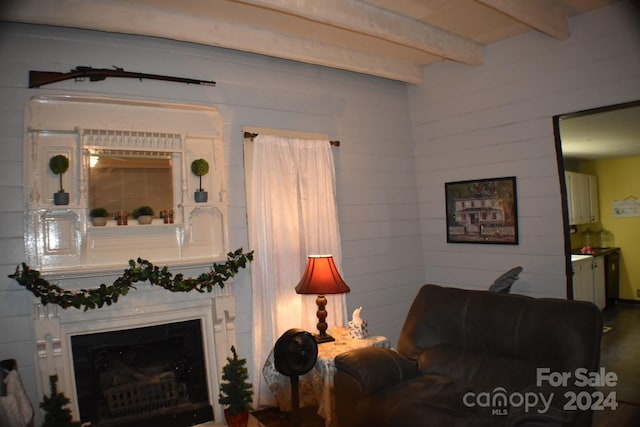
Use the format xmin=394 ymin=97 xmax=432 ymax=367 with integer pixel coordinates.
xmin=445 ymin=176 xmax=518 ymax=245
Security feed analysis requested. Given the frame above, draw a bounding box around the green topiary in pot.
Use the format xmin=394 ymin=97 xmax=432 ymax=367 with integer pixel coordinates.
xmin=218 ymin=346 xmax=253 ymax=427
xmin=89 ymin=208 xmax=109 ymax=226
xmin=49 ymin=154 xmax=70 ymax=205
xmin=89 ymin=208 xmax=109 ymax=218
xmin=132 ymin=206 xmax=154 ymax=224
xmin=191 ymin=158 xmax=210 ymax=203
xmin=132 ymin=206 xmax=154 ymax=218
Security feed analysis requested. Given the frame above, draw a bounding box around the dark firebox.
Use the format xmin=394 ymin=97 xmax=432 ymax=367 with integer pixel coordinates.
xmin=71 ymin=319 xmax=213 ymax=427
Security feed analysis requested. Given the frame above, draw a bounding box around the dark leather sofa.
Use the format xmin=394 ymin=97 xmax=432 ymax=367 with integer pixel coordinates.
xmin=334 ymin=284 xmax=603 ymax=427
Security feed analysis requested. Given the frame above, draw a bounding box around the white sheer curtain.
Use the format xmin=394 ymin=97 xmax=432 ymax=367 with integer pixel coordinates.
xmin=247 ymin=134 xmax=346 ymax=408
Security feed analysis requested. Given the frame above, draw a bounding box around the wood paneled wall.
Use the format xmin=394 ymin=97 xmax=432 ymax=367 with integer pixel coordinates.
xmin=409 ymin=2 xmax=640 ymax=298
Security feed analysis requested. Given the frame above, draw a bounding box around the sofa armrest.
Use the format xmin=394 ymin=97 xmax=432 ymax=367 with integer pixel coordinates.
xmin=335 ymin=347 xmax=418 ymax=395
xmin=334 ymin=347 xmax=418 ymax=427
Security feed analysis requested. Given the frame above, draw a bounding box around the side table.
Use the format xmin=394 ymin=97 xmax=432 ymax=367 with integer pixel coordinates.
xmin=262 ymin=327 xmax=391 ymax=426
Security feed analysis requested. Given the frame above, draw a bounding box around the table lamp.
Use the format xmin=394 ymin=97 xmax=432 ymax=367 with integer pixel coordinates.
xmin=295 ymin=255 xmax=350 ymax=343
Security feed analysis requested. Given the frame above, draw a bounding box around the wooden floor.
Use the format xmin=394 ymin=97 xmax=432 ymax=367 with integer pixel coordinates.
xmin=593 ymin=401 xmax=640 ymax=426
xmin=254 ymin=304 xmax=640 ymax=427
xmin=252 ymin=406 xmax=324 ymax=427
xmin=593 ymin=303 xmax=640 ymax=426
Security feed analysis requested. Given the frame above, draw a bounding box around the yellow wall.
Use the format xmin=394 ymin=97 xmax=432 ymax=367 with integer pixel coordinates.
xmin=579 ymin=157 xmax=640 ymax=301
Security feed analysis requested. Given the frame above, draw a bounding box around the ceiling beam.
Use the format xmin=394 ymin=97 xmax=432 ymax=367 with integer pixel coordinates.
xmin=233 ymin=0 xmax=484 ymax=65
xmin=0 ymin=0 xmax=425 ymax=84
xmin=360 ymin=0 xmax=433 ymax=18
xmin=476 ymin=0 xmax=570 ymax=40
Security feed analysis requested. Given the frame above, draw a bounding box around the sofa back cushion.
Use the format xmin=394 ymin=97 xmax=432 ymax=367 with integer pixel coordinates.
xmin=417 ymin=343 xmax=537 ymax=391
xmin=398 ymin=285 xmax=602 ymax=373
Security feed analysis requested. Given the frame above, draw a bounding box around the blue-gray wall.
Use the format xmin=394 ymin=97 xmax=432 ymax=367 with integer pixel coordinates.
xmin=410 ymin=2 xmax=640 ymax=297
xmin=0 ymin=19 xmax=422 ymax=414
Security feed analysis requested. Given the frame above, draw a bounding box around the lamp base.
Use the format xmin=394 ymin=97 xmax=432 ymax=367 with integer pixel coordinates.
xmin=312 ymin=332 xmax=335 ymax=344
xmin=312 ymin=295 xmax=335 ymax=343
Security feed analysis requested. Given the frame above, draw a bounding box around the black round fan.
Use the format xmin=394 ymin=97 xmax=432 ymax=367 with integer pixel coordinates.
xmin=274 ymin=329 xmax=318 ymax=426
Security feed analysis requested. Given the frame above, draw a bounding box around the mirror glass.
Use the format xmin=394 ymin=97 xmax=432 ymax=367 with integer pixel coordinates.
xmin=89 ymin=151 xmax=174 ymax=219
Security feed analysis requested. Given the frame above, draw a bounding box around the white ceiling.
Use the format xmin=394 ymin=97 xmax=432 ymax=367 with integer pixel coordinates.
xmin=1 ymin=0 xmax=621 ymax=85
xmin=560 ymin=103 xmax=640 ymax=161
xmin=2 ymin=0 xmax=636 ymax=160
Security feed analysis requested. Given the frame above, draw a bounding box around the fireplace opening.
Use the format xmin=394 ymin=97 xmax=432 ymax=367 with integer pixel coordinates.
xmin=71 ymin=319 xmax=214 ymax=427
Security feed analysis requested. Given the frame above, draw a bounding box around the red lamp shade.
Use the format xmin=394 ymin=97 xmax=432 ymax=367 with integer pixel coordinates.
xmin=295 ymin=255 xmax=350 ymax=343
xmin=295 ymin=255 xmax=350 ymax=295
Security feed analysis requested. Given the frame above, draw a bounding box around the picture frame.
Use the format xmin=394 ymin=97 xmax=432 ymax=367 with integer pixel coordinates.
xmin=445 ymin=176 xmax=518 ymax=245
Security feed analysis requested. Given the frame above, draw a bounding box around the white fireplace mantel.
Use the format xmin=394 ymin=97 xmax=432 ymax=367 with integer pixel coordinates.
xmin=23 ymin=95 xmax=239 ymax=425
xmin=33 ymin=283 xmax=238 ymax=424
xmin=24 ymin=95 xmax=229 ymax=274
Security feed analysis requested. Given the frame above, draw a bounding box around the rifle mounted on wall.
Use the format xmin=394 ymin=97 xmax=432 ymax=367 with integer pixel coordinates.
xmin=29 ymin=66 xmax=216 ymax=88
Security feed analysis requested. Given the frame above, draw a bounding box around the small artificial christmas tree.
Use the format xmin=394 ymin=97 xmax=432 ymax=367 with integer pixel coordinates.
xmin=40 ymin=375 xmax=81 ymax=427
xmin=218 ymin=346 xmax=253 ymax=416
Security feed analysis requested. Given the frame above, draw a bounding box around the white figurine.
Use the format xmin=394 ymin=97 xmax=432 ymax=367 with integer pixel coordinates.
xmin=348 ymin=306 xmax=368 ymax=339
xmin=352 ymin=307 xmax=363 ymax=324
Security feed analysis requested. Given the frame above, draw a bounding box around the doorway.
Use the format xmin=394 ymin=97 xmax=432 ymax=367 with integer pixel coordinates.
xmin=553 ymin=100 xmax=640 ymax=301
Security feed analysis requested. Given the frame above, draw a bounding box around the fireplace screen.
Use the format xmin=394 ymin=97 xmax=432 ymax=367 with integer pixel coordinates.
xmin=71 ymin=319 xmax=213 ymax=426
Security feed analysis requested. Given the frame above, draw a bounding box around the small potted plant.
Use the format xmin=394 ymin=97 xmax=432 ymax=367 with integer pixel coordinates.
xmin=218 ymin=346 xmax=253 ymax=427
xmin=49 ymin=154 xmax=70 ymax=205
xmin=132 ymin=206 xmax=154 ymax=224
xmin=191 ymin=158 xmax=210 ymax=203
xmin=89 ymin=208 xmax=109 ymax=226
xmin=40 ymin=375 xmax=81 ymax=427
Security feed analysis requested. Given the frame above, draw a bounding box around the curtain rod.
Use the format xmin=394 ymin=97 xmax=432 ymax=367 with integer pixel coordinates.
xmin=243 ymin=131 xmax=340 ymax=147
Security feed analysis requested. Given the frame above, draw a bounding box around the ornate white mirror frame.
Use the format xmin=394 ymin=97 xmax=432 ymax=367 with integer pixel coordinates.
xmin=24 ymin=95 xmax=229 ymax=274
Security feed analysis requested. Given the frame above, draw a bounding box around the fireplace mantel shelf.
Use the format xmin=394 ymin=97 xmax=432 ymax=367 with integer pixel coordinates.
xmin=38 ymin=257 xmax=230 ymax=282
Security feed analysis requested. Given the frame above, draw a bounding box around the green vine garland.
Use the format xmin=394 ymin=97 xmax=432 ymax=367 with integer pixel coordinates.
xmin=8 ymin=248 xmax=253 ymax=311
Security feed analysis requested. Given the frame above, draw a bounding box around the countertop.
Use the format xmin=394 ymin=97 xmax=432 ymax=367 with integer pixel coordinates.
xmin=570 ymin=247 xmax=620 ymax=257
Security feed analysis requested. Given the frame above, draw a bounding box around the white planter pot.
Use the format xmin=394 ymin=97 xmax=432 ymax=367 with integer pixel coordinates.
xmin=137 ymin=215 xmax=153 ymax=225
xmin=91 ymin=217 xmax=107 ymax=226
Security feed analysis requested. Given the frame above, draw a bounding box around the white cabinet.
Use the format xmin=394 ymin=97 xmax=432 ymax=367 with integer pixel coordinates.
xmin=587 ymin=174 xmax=599 ymax=223
xmin=566 ymin=171 xmax=588 ymax=225
xmin=572 ymin=257 xmax=593 ymax=303
xmin=565 ymin=172 xmax=599 ymax=225
xmin=571 ymin=255 xmax=605 ymax=310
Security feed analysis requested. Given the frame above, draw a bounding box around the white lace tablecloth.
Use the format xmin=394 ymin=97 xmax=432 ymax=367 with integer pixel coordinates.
xmin=262 ymin=327 xmax=391 ymax=427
